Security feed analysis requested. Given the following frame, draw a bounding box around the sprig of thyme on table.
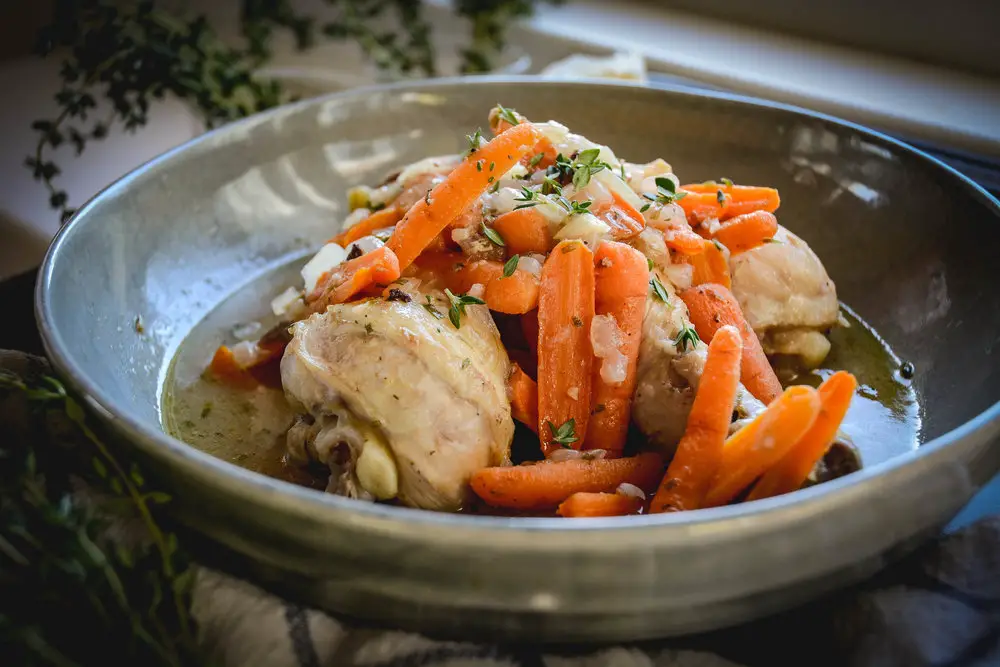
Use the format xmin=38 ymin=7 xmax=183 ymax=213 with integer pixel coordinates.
xmin=0 ymin=367 xmax=201 ymax=666
xmin=27 ymin=0 xmax=565 ymax=223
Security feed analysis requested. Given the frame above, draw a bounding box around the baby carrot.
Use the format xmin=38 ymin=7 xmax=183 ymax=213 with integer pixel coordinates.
xmin=470 ymin=453 xmax=664 ymax=510
xmin=679 ymin=283 xmax=783 ymax=405
xmin=649 ymin=325 xmax=743 ymax=513
xmin=687 ymin=239 xmax=731 ymax=289
xmin=703 ymin=385 xmax=821 ymax=507
xmin=747 ymin=372 xmax=857 ymax=500
xmin=308 ymin=246 xmax=401 ymax=310
xmin=712 ymin=210 xmax=778 ymax=254
xmin=558 ymin=492 xmax=643 ymax=518
xmin=492 ymin=207 xmax=554 ymax=255
xmin=453 ymin=260 xmax=540 ymax=314
xmin=680 ymin=184 xmax=781 ymax=221
xmin=508 ymin=362 xmax=539 ymax=433
xmin=537 ymin=240 xmax=595 ymax=454
xmin=387 ymin=122 xmax=543 ymax=269
xmin=584 ymin=241 xmax=649 ymax=456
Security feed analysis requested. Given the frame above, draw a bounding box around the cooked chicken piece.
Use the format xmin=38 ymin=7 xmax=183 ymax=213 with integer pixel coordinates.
xmin=729 ymin=225 xmax=839 ymax=368
xmin=281 ymin=280 xmax=514 ymax=511
xmin=631 ymin=268 xmax=765 ymax=454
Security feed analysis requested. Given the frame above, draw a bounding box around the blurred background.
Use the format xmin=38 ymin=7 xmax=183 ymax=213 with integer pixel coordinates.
xmin=2 ymin=0 xmax=999 ymax=281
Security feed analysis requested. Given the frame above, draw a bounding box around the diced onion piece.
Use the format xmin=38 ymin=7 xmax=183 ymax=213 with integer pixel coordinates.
xmin=554 ymin=212 xmax=611 ymax=245
xmin=271 ymin=286 xmax=304 ymax=318
xmin=616 ymin=482 xmax=646 ymax=500
xmin=301 ymin=242 xmax=348 ymax=294
xmin=345 ymin=235 xmax=385 ymax=258
xmin=593 ymin=168 xmax=644 ymax=212
xmin=468 ymin=283 xmax=486 ymax=299
xmin=229 ymin=341 xmax=258 ymax=367
xmin=567 ymin=386 xmax=580 ymax=401
xmin=355 ymin=434 xmax=399 ymax=501
xmin=518 ymin=255 xmax=544 ymax=277
xmin=590 ymin=314 xmax=628 ymax=386
xmin=548 ymin=448 xmax=583 ymax=462
xmin=663 ymin=263 xmax=694 ymax=290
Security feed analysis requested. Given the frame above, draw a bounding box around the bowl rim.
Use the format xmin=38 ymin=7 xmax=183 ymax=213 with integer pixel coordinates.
xmin=35 ymin=74 xmax=1000 ymax=534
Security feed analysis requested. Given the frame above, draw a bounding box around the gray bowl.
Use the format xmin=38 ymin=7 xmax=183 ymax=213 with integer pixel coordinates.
xmin=36 ymin=77 xmax=1000 ymax=643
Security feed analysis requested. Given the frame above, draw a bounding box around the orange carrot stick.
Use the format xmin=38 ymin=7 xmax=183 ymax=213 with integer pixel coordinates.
xmin=680 ymin=184 xmax=780 ymax=221
xmin=470 ymin=452 xmax=664 ymax=510
xmin=558 ymin=492 xmax=643 ymax=517
xmin=333 ymin=206 xmax=402 ymax=246
xmin=537 ymin=240 xmax=595 ymax=454
xmin=308 ymin=246 xmax=401 ymax=310
xmin=747 ymin=372 xmax=857 ymax=500
xmin=679 ymin=283 xmax=783 ymax=405
xmin=508 ymin=362 xmax=539 ymax=432
xmin=492 ymin=207 xmax=554 ymax=255
xmin=649 ymin=325 xmax=743 ymax=513
xmin=387 ymin=123 xmax=543 ymax=269
xmin=584 ymin=241 xmax=648 ymax=457
xmin=452 ymin=260 xmax=540 ymax=314
xmin=686 ymin=239 xmax=731 ymax=289
xmin=712 ymin=210 xmax=778 ymax=254
xmin=703 ymin=385 xmax=821 ymax=507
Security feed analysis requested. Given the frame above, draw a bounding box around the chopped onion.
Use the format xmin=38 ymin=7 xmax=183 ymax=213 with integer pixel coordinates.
xmin=518 ymin=255 xmax=543 ymax=277
xmin=593 ymin=169 xmax=644 ymax=212
xmin=548 ymin=448 xmax=583 ymax=462
xmin=663 ymin=262 xmax=694 ymax=290
xmin=229 ymin=341 xmax=258 ymax=367
xmin=231 ymin=321 xmax=262 ymax=340
xmin=345 ymin=235 xmax=385 ymax=258
xmin=567 ymin=386 xmax=580 ymax=401
xmin=554 ymin=212 xmax=611 ymax=245
xmin=468 ymin=283 xmax=486 ymax=299
xmin=616 ymin=482 xmax=646 ymax=500
xmin=590 ymin=314 xmax=628 ymax=386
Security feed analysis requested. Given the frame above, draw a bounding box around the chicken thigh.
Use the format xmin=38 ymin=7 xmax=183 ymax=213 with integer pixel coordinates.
xmin=281 ymin=281 xmax=514 ymax=511
xmin=729 ymin=225 xmax=839 ymax=367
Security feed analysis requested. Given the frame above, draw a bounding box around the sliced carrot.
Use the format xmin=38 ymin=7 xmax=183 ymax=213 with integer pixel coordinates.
xmin=649 ymin=326 xmax=743 ymax=513
xmin=470 ymin=452 xmax=664 ymax=510
xmin=585 ymin=241 xmax=649 ymax=457
xmin=492 ymin=207 xmax=554 ymax=255
xmin=387 ymin=123 xmax=543 ymax=270
xmin=747 ymin=371 xmax=857 ymax=500
xmin=558 ymin=492 xmax=643 ymax=518
xmin=703 ymin=385 xmax=821 ymax=507
xmin=308 ymin=246 xmax=401 ymax=310
xmin=679 ymin=283 xmax=783 ymax=405
xmin=207 ymin=338 xmax=286 ymax=389
xmin=680 ymin=184 xmax=781 ymax=221
xmin=537 ymin=240 xmax=596 ymax=454
xmin=508 ymin=362 xmax=539 ymax=433
xmin=594 ymin=192 xmax=645 ymax=240
xmin=713 ymin=210 xmax=778 ymax=254
xmin=333 ymin=206 xmax=402 ymax=246
xmin=686 ymin=239 xmax=731 ymax=289
xmin=452 ymin=260 xmax=540 ymax=314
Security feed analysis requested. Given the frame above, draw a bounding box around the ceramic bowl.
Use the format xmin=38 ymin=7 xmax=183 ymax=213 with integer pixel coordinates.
xmin=36 ymin=78 xmax=1000 ymax=642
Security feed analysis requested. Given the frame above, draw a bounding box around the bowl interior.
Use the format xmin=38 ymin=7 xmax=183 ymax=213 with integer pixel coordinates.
xmin=40 ymin=78 xmax=1000 ymax=503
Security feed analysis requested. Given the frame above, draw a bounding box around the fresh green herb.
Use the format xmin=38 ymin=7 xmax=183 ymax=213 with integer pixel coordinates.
xmin=554 ymin=196 xmax=592 ymax=216
xmin=444 ymin=288 xmax=486 ymax=329
xmin=200 ymin=401 xmax=213 ymax=418
xmin=639 ymin=202 xmax=651 ymax=213
xmin=466 ymin=128 xmax=484 ymax=156
xmin=489 ymin=160 xmax=496 ymax=171
xmin=619 ymin=163 xmax=627 ymax=180
xmin=496 ymin=104 xmax=520 ymax=127
xmin=513 ymin=187 xmax=539 ymax=209
xmin=650 ymin=275 xmax=670 ymax=302
xmin=547 ymin=418 xmax=578 ymax=446
xmin=462 ymin=357 xmax=472 ymax=369
xmin=674 ymin=325 xmax=701 ymax=352
xmin=643 ymin=176 xmax=688 ymax=207
xmin=481 ymin=221 xmax=505 ymax=246
xmin=712 ymin=239 xmax=725 ymax=252
xmin=720 ymin=177 xmax=733 ymax=187
xmin=553 ymin=148 xmax=612 ymax=191
xmin=541 ymin=175 xmax=563 ymax=196
xmin=716 ymin=189 xmax=726 ymax=206
xmin=476 ymin=159 xmax=484 ymax=172
xmin=487 ymin=175 xmax=495 ymax=183
xmin=571 ymin=315 xmax=583 ymax=327
xmin=646 ymin=257 xmax=655 ymax=271
xmin=503 ymin=254 xmax=520 ymax=277
xmin=529 ymin=152 xmax=546 ymax=167
xmin=423 ymin=294 xmax=445 ymax=320
xmin=489 ymin=181 xmax=501 ymax=194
